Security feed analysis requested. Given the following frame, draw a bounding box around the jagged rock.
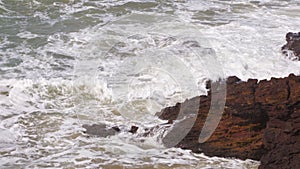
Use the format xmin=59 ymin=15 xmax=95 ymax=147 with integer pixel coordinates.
xmin=282 ymin=32 xmax=300 ymax=59
xmin=158 ymin=77 xmax=266 ymax=160
xmin=158 ymin=74 xmax=300 ymax=168
xmin=129 ymin=126 xmax=139 ymax=134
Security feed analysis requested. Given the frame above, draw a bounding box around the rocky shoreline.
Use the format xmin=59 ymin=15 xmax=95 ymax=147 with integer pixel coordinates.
xmin=83 ymin=32 xmax=300 ymax=168
xmin=158 ymin=32 xmax=300 ymax=168
xmin=83 ymin=74 xmax=300 ymax=168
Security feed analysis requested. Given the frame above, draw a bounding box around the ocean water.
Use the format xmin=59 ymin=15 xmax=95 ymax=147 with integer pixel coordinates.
xmin=0 ymin=0 xmax=300 ymax=168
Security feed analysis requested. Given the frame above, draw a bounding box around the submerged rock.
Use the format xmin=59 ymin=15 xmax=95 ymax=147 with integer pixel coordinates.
xmin=82 ymin=124 xmax=120 ymax=137
xmin=82 ymin=123 xmax=142 ymax=137
xmin=282 ymin=32 xmax=300 ymax=60
xmin=158 ymin=74 xmax=300 ymax=168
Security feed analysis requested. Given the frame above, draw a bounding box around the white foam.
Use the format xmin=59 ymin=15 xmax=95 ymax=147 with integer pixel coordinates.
xmin=1 ymin=0 xmax=300 ymax=168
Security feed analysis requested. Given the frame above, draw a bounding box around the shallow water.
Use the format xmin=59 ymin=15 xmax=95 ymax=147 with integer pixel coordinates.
xmin=0 ymin=0 xmax=300 ymax=168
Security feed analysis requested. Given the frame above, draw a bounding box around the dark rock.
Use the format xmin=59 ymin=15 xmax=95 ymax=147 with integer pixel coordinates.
xmin=260 ymin=100 xmax=300 ymax=169
xmin=226 ymin=76 xmax=241 ymax=84
xmin=129 ymin=126 xmax=139 ymax=134
xmin=282 ymin=32 xmax=300 ymax=60
xmin=82 ymin=124 xmax=120 ymax=137
xmin=83 ymin=124 xmax=141 ymax=136
xmin=112 ymin=126 xmax=121 ymax=132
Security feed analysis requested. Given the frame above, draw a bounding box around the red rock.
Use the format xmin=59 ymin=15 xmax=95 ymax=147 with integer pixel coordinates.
xmin=256 ymin=77 xmax=289 ymax=105
xmin=288 ymin=74 xmax=300 ymax=104
xmin=159 ymin=76 xmax=267 ymax=160
xmin=158 ymin=74 xmax=300 ymax=168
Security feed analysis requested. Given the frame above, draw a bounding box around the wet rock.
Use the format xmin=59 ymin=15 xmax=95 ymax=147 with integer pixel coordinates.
xmin=82 ymin=124 xmax=120 ymax=137
xmin=158 ymin=74 xmax=300 ymax=168
xmin=112 ymin=126 xmax=121 ymax=132
xmin=83 ymin=124 xmax=141 ymax=136
xmin=226 ymin=76 xmax=241 ymax=84
xmin=128 ymin=126 xmax=139 ymax=134
xmin=158 ymin=78 xmax=265 ymax=160
xmin=282 ymin=32 xmax=300 ymax=60
xmin=81 ymin=75 xmax=300 ymax=168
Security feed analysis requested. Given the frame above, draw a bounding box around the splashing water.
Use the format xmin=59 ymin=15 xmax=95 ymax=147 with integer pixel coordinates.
xmin=1 ymin=0 xmax=300 ymax=168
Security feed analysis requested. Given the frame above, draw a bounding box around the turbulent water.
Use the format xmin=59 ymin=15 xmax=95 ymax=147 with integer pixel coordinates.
xmin=0 ymin=0 xmax=300 ymax=168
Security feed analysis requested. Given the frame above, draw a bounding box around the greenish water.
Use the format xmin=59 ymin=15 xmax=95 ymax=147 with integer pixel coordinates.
xmin=0 ymin=0 xmax=300 ymax=168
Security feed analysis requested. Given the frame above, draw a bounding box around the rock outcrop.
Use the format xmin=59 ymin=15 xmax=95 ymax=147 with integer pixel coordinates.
xmin=83 ymin=33 xmax=300 ymax=168
xmin=158 ymin=74 xmax=300 ymax=168
xmin=282 ymin=32 xmax=300 ymax=59
xmin=83 ymin=74 xmax=300 ymax=168
xmin=158 ymin=77 xmax=267 ymax=161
